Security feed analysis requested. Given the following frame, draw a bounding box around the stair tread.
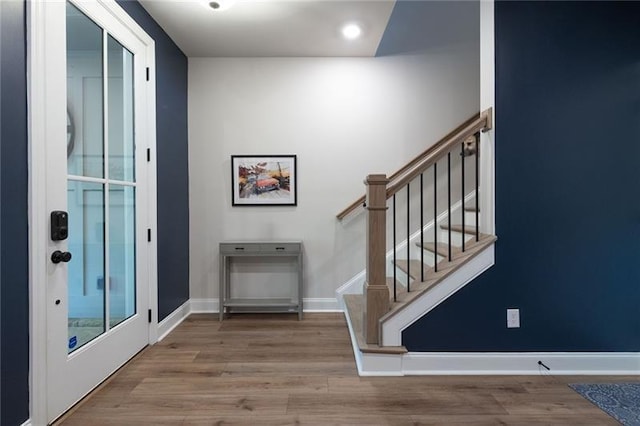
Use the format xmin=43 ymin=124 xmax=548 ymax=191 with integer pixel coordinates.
xmin=394 ymin=259 xmax=430 ymax=282
xmin=464 ymin=202 xmax=479 ymax=212
xmin=416 ymin=233 xmax=492 ymax=256
xmin=440 ymin=223 xmax=478 ymax=234
xmin=415 ymin=242 xmax=452 ymax=257
xmin=383 ymin=234 xmax=497 ymax=323
xmin=343 ymin=294 xmax=408 ymax=354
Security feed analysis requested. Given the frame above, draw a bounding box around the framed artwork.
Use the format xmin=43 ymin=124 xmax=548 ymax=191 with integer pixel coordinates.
xmin=231 ymin=155 xmax=297 ymax=206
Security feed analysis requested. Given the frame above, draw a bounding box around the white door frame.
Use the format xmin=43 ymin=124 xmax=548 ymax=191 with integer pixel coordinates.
xmin=27 ymin=0 xmax=157 ymax=424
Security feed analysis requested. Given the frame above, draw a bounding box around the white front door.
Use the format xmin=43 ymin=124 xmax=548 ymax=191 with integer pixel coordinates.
xmin=30 ymin=0 xmax=156 ymax=422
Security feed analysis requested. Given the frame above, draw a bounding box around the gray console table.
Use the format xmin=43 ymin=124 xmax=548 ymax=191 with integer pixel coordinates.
xmin=219 ymin=241 xmax=303 ymax=321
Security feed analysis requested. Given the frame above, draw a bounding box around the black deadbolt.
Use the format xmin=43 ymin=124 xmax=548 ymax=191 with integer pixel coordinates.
xmin=51 ymin=211 xmax=69 ymax=241
xmin=51 ymin=250 xmax=72 ymax=264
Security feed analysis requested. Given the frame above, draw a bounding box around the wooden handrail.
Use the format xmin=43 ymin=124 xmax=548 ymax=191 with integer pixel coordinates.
xmin=336 ymin=109 xmax=492 ymax=220
xmin=386 ymin=108 xmax=492 ymax=198
xmin=337 ymin=195 xmax=367 ymax=221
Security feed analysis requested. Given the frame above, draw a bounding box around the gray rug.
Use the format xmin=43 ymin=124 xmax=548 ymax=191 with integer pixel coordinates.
xmin=570 ymin=383 xmax=640 ymax=425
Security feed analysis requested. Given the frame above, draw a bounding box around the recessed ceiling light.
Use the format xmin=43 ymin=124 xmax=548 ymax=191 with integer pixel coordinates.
xmin=207 ymin=0 xmax=236 ymax=11
xmin=341 ymin=23 xmax=362 ymax=40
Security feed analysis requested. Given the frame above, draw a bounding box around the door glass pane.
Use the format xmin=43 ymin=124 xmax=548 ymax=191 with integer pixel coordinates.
xmin=109 ymin=185 xmax=136 ymax=328
xmin=65 ymin=1 xmax=138 ymax=352
xmin=107 ymin=36 xmax=135 ymax=182
xmin=66 ymin=2 xmax=104 ymax=178
xmin=67 ymin=181 xmax=105 ymax=353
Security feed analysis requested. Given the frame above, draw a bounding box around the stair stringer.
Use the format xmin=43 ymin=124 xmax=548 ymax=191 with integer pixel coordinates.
xmin=380 ymin=241 xmax=495 ymax=347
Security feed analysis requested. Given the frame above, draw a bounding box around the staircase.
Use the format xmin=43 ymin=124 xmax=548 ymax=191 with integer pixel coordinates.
xmin=337 ymin=109 xmax=496 ymax=374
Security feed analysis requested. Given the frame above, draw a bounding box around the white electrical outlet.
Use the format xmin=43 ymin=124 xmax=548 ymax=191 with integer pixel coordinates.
xmin=507 ymin=308 xmax=520 ymax=328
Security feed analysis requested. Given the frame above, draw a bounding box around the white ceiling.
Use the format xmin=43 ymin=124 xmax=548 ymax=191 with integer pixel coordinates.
xmin=138 ymin=0 xmax=396 ymax=57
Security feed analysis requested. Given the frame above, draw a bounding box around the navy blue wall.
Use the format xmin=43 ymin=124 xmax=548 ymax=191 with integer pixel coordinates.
xmin=0 ymin=1 xmax=188 ymax=423
xmin=0 ymin=1 xmax=30 ymax=424
xmin=376 ymin=0 xmax=479 ymax=56
xmin=404 ymin=1 xmax=640 ymax=351
xmin=116 ymin=1 xmax=190 ymax=321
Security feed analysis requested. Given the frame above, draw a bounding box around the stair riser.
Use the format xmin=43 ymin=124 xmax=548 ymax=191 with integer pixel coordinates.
xmin=389 ymin=243 xmax=431 ymax=270
xmin=391 ymin=267 xmax=411 ymax=287
xmin=407 ymin=227 xmax=474 ymax=252
xmin=464 ymin=210 xmax=478 ymax=226
xmin=439 ymin=228 xmax=475 ymax=247
xmin=441 ymin=211 xmax=477 ymax=227
xmin=388 ymin=262 xmax=417 ymax=287
xmin=419 ymin=250 xmax=442 ymax=267
xmin=389 ymin=252 xmax=442 ymax=287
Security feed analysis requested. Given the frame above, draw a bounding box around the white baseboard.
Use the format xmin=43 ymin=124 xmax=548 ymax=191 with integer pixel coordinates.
xmin=304 ymin=298 xmax=341 ymax=311
xmin=188 ymin=297 xmax=340 ymax=313
xmin=190 ymin=298 xmax=219 ymax=313
xmin=353 ymin=349 xmax=640 ymax=377
xmin=157 ymin=300 xmax=191 ymax=341
xmin=402 ymin=352 xmax=640 ymax=375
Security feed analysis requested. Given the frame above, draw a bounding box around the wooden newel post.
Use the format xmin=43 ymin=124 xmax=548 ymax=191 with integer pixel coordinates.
xmin=363 ymin=174 xmax=390 ymax=345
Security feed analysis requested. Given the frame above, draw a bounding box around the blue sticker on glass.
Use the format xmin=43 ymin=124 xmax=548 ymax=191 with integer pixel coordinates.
xmin=68 ymin=336 xmax=78 ymax=349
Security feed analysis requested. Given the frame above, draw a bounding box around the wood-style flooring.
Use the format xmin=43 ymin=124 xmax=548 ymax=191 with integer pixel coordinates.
xmin=55 ymin=313 xmax=625 ymax=425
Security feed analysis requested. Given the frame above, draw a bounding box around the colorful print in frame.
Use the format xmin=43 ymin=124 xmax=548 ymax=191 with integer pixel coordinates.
xmin=231 ymin=155 xmax=297 ymax=206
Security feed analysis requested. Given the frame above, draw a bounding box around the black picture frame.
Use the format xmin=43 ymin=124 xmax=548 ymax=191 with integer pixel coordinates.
xmin=231 ymin=155 xmax=297 ymax=206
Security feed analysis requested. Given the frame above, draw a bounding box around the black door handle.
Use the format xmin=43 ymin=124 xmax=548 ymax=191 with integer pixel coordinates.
xmin=51 ymin=250 xmax=72 ymax=264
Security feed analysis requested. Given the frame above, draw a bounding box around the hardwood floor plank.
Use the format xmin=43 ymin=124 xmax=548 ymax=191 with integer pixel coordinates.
xmin=490 ymin=390 xmax=610 ymax=416
xmin=120 ymin=362 xmax=228 ymax=379
xmin=130 ymin=376 xmax=329 ymax=396
xmin=194 ymin=347 xmax=352 ymax=363
xmin=327 ymin=376 xmax=529 ymax=393
xmin=77 ymin=394 xmax=289 ymax=416
xmin=409 ymin=414 xmax=618 ymax=425
xmin=287 ymin=391 xmax=507 ymax=416
xmin=222 ymin=361 xmax=356 ymax=377
xmin=59 ymin=415 xmax=186 ymax=426
xmin=137 ymin=348 xmax=200 ymax=362
xmin=181 ymin=414 xmax=416 ymax=425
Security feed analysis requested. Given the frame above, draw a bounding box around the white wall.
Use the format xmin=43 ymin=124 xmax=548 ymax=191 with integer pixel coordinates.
xmin=188 ymin=43 xmax=479 ymax=305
